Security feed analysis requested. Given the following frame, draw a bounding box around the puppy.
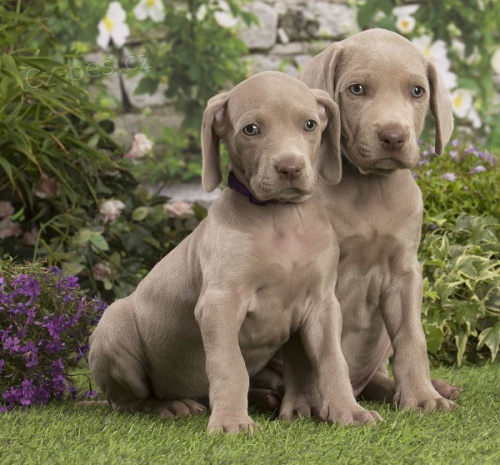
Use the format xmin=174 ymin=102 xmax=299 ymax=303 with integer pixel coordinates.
xmin=88 ymin=71 xmax=382 ymax=434
xmin=298 ymin=29 xmax=459 ymax=411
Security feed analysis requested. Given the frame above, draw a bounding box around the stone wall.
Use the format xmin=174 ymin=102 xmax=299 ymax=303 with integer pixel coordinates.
xmin=92 ymin=1 xmax=359 ymax=205
xmin=90 ymin=0 xmax=358 ymax=147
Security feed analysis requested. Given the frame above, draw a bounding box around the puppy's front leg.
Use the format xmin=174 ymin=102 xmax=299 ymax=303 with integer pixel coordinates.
xmin=195 ymin=291 xmax=257 ymax=435
xmin=381 ymin=266 xmax=457 ymax=413
xmin=297 ymin=295 xmax=383 ymax=426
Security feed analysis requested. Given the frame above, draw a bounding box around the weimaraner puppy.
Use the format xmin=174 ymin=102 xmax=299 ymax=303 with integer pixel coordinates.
xmin=300 ymin=28 xmax=460 ymax=411
xmin=88 ymin=71 xmax=382 ymax=434
xmin=252 ymin=29 xmax=460 ymax=413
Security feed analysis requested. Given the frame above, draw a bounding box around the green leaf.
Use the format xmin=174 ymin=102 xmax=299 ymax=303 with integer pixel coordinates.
xmin=357 ymin=2 xmax=378 ymax=28
xmin=477 ymin=323 xmax=500 ymax=361
xmin=62 ymin=260 xmax=86 ymax=277
xmin=424 ymin=325 xmax=444 ymax=354
xmin=132 ymin=206 xmax=150 ymax=222
xmin=455 ymin=331 xmax=469 ymax=366
xmin=134 ymin=76 xmax=160 ymax=95
xmin=89 ymin=232 xmax=110 ymax=251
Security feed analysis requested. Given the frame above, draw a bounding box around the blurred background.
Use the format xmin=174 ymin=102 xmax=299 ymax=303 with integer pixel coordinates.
xmin=1 ymin=1 xmax=499 ymax=366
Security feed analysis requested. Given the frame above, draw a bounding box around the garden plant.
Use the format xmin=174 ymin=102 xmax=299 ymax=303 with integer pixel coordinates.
xmin=0 ymin=1 xmax=499 ymax=463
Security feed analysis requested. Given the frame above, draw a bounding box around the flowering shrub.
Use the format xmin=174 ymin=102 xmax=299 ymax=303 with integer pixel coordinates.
xmin=356 ymin=0 xmax=500 ymax=148
xmin=0 ymin=260 xmax=106 ymax=411
xmin=415 ymin=141 xmax=499 ymax=365
xmin=0 ymin=4 xmax=205 ymax=302
xmin=93 ymin=0 xmax=254 ymax=130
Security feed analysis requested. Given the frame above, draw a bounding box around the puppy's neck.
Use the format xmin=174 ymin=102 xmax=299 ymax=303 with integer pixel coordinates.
xmin=227 ymin=172 xmax=292 ymax=206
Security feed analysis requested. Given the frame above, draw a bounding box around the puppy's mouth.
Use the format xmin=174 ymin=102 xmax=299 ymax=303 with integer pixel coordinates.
xmin=356 ymin=157 xmax=411 ymax=175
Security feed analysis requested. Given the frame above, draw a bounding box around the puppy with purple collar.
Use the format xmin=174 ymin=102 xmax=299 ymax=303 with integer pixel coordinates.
xmin=88 ymin=71 xmax=382 ymax=434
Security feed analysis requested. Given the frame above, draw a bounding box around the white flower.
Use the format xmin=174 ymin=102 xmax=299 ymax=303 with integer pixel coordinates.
xmin=393 ymin=4 xmax=418 ymax=34
xmin=134 ymin=0 xmax=165 ymax=22
xmin=186 ymin=5 xmax=207 ymax=22
xmin=491 ymin=49 xmax=500 ymax=75
xmin=451 ymin=39 xmax=465 ymax=60
xmin=393 ymin=5 xmax=420 ymax=18
xmin=438 ymin=68 xmax=458 ymax=91
xmin=99 ymin=199 xmax=126 ymax=224
xmin=395 ymin=16 xmax=415 ymax=34
xmin=450 ymin=88 xmax=473 ymax=119
xmin=124 ymin=133 xmax=154 ymax=159
xmin=467 ymin=107 xmax=481 ymax=129
xmin=214 ymin=1 xmax=238 ymax=29
xmin=412 ymin=35 xmax=456 ymax=88
xmin=97 ymin=2 xmax=130 ymax=50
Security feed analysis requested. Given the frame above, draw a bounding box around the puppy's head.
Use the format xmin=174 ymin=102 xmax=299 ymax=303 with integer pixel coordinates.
xmin=201 ymin=71 xmax=341 ymax=202
xmin=298 ymin=28 xmax=454 ymax=175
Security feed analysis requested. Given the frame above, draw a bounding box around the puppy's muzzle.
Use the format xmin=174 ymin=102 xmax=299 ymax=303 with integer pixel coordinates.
xmin=273 ymin=155 xmax=305 ymax=181
xmin=377 ymin=124 xmax=406 ymax=153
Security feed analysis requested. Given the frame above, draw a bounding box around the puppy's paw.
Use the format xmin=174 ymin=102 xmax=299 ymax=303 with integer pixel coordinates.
xmin=278 ymin=402 xmax=313 ymax=421
xmin=156 ymin=399 xmax=207 ymax=418
xmin=207 ymin=414 xmax=258 ymax=435
xmin=431 ymin=378 xmax=462 ymax=401
xmin=397 ymin=390 xmax=458 ymax=413
xmin=319 ymin=404 xmax=383 ymax=426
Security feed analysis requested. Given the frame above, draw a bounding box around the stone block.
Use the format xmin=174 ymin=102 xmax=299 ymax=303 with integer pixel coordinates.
xmin=241 ymin=1 xmax=278 ymax=51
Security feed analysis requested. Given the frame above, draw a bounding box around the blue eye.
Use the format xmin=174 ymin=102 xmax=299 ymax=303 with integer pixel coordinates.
xmin=411 ymin=86 xmax=425 ymax=98
xmin=349 ymin=84 xmax=365 ymax=95
xmin=304 ymin=120 xmax=317 ymax=131
xmin=242 ymin=124 xmax=260 ymax=136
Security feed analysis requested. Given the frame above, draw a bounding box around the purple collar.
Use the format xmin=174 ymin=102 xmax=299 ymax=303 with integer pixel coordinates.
xmin=227 ymin=172 xmax=290 ymax=206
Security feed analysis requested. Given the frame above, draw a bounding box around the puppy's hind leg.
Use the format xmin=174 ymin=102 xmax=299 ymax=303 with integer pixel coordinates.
xmin=89 ymin=299 xmax=206 ymax=419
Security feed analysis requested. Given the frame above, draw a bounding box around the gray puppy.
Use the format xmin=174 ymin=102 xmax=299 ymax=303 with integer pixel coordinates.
xmin=88 ymin=71 xmax=382 ymax=434
xmin=252 ymin=29 xmax=460 ymax=413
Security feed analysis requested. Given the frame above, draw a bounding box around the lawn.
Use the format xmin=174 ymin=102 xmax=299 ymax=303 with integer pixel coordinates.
xmin=1 ymin=364 xmax=499 ymax=465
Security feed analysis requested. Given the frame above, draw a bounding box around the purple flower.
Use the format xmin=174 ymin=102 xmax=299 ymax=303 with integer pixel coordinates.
xmin=3 ymin=336 xmax=21 ymax=353
xmin=449 ymin=150 xmax=460 ymax=162
xmin=470 ymin=165 xmax=486 ymax=174
xmin=442 ymin=172 xmax=457 ymax=181
xmin=1 ymin=264 xmax=107 ymax=410
xmin=83 ymin=389 xmax=100 ymax=399
xmin=450 ymin=138 xmax=459 ymax=148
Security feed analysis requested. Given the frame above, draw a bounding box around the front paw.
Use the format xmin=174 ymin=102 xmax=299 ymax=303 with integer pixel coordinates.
xmin=318 ymin=403 xmax=383 ymax=426
xmin=207 ymin=413 xmax=258 ymax=435
xmin=396 ymin=389 xmax=458 ymax=413
xmin=279 ymin=399 xmax=382 ymax=426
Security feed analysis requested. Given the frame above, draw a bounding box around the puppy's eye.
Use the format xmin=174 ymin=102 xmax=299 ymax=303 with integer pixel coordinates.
xmin=349 ymin=84 xmax=365 ymax=95
xmin=242 ymin=124 xmax=260 ymax=136
xmin=304 ymin=120 xmax=317 ymax=131
xmin=411 ymin=86 xmax=425 ymax=98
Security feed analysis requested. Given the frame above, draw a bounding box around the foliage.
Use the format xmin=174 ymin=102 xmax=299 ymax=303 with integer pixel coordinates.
xmin=0 ymin=259 xmax=106 ymax=411
xmin=415 ymin=142 xmax=499 ymax=365
xmin=0 ymin=5 xmax=205 ymax=302
xmin=355 ymin=0 xmax=500 ymax=149
xmin=135 ymin=1 xmax=254 ymax=130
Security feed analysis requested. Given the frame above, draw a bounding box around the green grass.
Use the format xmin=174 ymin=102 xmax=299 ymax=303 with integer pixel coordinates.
xmin=2 ymin=364 xmax=499 ymax=465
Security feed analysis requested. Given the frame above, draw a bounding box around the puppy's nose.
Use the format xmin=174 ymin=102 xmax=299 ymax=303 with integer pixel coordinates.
xmin=274 ymin=156 xmax=304 ymax=180
xmin=378 ymin=125 xmax=406 ymax=152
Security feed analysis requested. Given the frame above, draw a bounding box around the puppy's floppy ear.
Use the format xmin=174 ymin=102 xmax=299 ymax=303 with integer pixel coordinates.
xmin=427 ymin=60 xmax=454 ymax=155
xmin=298 ymin=43 xmax=343 ymax=101
xmin=201 ymin=93 xmax=228 ymax=192
xmin=311 ymin=89 xmax=342 ymax=185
